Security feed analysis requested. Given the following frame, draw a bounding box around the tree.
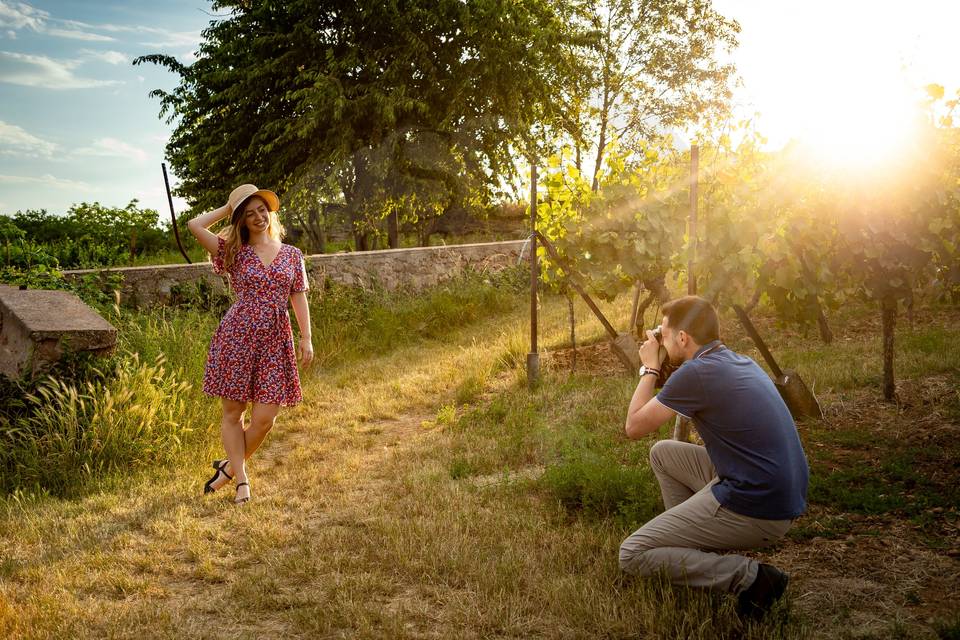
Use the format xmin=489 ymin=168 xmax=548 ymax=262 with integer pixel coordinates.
xmin=558 ymin=0 xmax=739 ymax=192
xmin=137 ymin=0 xmax=571 ymax=250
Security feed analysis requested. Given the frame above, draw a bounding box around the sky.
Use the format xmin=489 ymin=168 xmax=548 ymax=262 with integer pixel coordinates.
xmin=0 ymin=0 xmax=213 ymax=218
xmin=1 ymin=0 xmax=959 ymax=218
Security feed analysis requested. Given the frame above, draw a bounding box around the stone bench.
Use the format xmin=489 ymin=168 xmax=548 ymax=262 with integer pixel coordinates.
xmin=0 ymin=286 xmax=117 ymax=380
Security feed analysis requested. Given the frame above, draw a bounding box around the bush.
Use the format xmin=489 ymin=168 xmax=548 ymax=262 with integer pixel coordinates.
xmin=310 ymin=266 xmax=526 ymax=367
xmin=540 ymin=453 xmax=661 ymax=524
xmin=0 ymin=354 xmax=196 ymax=496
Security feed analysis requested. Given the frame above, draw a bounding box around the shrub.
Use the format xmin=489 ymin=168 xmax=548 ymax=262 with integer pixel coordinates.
xmin=540 ymin=453 xmax=661 ymax=524
xmin=0 ymin=354 xmax=196 ymax=496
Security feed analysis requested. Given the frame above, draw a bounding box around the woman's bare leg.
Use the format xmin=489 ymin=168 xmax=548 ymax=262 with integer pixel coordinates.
xmin=220 ymin=403 xmax=280 ymax=501
xmin=244 ymin=403 xmax=281 ymax=458
xmin=210 ymin=398 xmax=247 ymax=493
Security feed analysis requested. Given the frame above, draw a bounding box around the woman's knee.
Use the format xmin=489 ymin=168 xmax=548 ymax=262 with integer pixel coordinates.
xmin=251 ymin=415 xmax=276 ymax=433
xmin=222 ymin=404 xmax=245 ymax=425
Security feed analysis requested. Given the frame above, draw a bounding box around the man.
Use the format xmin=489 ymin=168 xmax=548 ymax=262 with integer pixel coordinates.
xmin=619 ymin=296 xmax=809 ymax=619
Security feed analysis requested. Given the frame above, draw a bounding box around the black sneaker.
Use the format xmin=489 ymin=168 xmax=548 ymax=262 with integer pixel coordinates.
xmin=737 ymin=563 xmax=789 ymax=620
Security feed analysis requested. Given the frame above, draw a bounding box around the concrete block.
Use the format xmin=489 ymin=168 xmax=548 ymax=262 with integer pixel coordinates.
xmin=0 ymin=286 xmax=116 ymax=379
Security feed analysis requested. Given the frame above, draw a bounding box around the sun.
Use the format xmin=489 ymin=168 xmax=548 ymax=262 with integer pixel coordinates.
xmin=788 ymin=76 xmax=921 ymax=172
xmin=721 ymin=0 xmax=954 ymax=173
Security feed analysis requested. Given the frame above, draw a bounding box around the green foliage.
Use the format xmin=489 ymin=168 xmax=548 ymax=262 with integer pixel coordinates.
xmin=557 ymin=0 xmax=739 ymax=190
xmin=540 ymin=453 xmax=661 ymax=524
xmin=137 ymin=0 xmax=573 ymax=249
xmin=310 ymin=266 xmax=527 ymax=367
xmin=538 ymin=140 xmax=685 ymax=302
xmin=1 ymin=201 xmax=180 ymax=269
xmin=0 ymin=354 xmax=195 ymax=496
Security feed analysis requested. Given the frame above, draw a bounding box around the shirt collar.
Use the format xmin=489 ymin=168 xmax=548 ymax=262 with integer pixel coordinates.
xmin=693 ymin=340 xmax=722 ymax=359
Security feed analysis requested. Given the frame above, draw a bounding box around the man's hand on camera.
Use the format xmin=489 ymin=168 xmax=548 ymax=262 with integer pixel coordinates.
xmin=640 ymin=330 xmax=662 ymax=369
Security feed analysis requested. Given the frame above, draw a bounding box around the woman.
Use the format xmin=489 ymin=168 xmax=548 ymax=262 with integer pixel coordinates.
xmin=186 ymin=184 xmax=313 ymax=504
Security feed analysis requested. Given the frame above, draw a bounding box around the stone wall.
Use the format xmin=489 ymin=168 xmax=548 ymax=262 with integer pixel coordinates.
xmin=62 ymin=240 xmax=528 ymax=307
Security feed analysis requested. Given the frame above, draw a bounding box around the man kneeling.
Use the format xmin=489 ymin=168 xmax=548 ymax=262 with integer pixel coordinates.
xmin=620 ymin=296 xmax=809 ymax=619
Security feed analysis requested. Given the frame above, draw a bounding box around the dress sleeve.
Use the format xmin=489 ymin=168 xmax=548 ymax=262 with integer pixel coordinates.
xmin=211 ymin=236 xmax=227 ymax=275
xmin=291 ymin=248 xmax=309 ymax=293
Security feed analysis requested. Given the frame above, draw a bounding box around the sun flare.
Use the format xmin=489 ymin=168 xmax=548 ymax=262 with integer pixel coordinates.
xmin=789 ymin=79 xmax=920 ymax=171
xmin=723 ymin=0 xmax=958 ymax=173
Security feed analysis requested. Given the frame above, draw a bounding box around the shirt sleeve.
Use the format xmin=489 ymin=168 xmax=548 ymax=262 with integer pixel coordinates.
xmin=291 ymin=248 xmax=309 ymax=293
xmin=655 ymin=361 xmax=705 ymax=419
xmin=211 ymin=236 xmax=227 ymax=275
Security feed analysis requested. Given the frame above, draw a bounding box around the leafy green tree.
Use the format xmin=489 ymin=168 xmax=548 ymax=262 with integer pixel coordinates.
xmin=830 ymin=100 xmax=960 ymax=400
xmin=539 ymin=139 xmax=685 ymax=304
xmin=559 ymin=0 xmax=739 ymax=192
xmin=137 ymin=0 xmax=571 ymax=250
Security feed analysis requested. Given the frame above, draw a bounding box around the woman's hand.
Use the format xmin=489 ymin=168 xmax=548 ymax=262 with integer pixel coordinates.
xmin=297 ymin=335 xmax=314 ymax=366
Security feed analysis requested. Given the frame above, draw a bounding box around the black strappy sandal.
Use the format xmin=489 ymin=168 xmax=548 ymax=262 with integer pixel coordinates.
xmin=203 ymin=459 xmax=233 ymax=494
xmin=234 ymin=481 xmax=250 ymax=504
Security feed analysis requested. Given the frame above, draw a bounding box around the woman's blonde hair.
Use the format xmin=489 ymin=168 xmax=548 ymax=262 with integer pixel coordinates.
xmin=217 ymin=196 xmax=286 ymax=269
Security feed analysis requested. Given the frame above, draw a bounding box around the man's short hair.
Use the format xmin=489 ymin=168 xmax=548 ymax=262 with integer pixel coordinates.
xmin=662 ymin=296 xmax=720 ymax=345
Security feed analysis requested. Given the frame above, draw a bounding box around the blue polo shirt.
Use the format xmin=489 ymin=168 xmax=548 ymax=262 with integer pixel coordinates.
xmin=655 ymin=341 xmax=809 ymax=520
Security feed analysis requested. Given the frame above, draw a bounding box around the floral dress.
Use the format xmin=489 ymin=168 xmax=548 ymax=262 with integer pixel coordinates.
xmin=203 ymin=237 xmax=309 ymax=406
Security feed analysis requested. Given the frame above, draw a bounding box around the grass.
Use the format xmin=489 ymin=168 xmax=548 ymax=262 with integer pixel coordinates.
xmin=0 ymin=277 xmax=957 ymax=638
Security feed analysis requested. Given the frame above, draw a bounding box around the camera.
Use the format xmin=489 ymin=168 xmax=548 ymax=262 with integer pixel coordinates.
xmin=648 ymin=325 xmax=676 ymax=388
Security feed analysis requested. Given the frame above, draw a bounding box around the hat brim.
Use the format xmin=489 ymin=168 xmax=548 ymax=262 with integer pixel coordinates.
xmin=231 ymin=189 xmax=281 ymax=222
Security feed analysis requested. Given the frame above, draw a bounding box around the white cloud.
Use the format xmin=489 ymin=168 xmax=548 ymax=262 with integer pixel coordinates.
xmin=0 ymin=173 xmax=93 ymax=190
xmin=74 ymin=137 xmax=148 ymax=163
xmin=81 ymin=49 xmax=127 ymax=65
xmin=44 ymin=26 xmax=114 ymax=42
xmin=0 ymin=120 xmax=58 ymax=156
xmin=0 ymin=1 xmax=46 ymax=31
xmin=0 ymin=1 xmax=115 ymax=42
xmin=61 ymin=18 xmax=202 ymax=50
xmin=0 ymin=50 xmax=120 ymax=89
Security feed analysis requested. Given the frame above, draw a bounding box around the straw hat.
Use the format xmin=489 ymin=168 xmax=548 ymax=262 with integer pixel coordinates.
xmin=228 ymin=184 xmax=280 ymax=223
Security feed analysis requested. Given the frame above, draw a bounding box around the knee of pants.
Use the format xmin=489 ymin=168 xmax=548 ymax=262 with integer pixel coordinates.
xmin=648 ymin=439 xmax=673 ymax=472
xmin=619 ymin=536 xmax=655 ymax=574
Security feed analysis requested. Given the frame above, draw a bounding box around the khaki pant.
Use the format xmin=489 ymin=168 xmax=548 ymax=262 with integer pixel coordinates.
xmin=619 ymin=440 xmax=793 ymax=594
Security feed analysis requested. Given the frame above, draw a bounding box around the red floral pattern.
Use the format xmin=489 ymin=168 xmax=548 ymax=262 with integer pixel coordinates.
xmin=203 ymin=237 xmax=309 ymax=406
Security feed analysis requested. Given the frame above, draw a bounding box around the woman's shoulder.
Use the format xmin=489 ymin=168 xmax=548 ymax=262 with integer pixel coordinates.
xmin=282 ymin=242 xmax=304 ymax=255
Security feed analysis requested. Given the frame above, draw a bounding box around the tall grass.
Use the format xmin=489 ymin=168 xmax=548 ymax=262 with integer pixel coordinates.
xmin=0 ymin=267 xmax=529 ymax=498
xmin=0 ymin=356 xmax=195 ymax=496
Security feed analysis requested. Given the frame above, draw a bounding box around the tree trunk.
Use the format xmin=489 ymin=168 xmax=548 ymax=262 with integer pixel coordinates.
xmin=817 ymin=304 xmax=834 ymax=344
xmin=591 ymin=48 xmax=612 ymax=193
xmin=634 ymin=291 xmax=657 ymax=334
xmin=745 ymin=285 xmax=762 ymax=314
xmin=387 ymin=209 xmax=399 ymax=249
xmin=305 ymin=204 xmax=327 ymax=254
xmin=567 ymin=292 xmax=577 ymax=373
xmin=355 ymin=231 xmax=370 ymax=251
xmin=591 ymin=88 xmax=610 ymax=193
xmin=880 ymin=294 xmax=897 ymax=402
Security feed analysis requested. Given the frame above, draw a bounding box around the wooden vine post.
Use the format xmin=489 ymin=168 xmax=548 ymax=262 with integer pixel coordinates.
xmin=527 ymin=160 xmax=540 ymax=388
xmin=674 ymin=144 xmax=699 ymax=442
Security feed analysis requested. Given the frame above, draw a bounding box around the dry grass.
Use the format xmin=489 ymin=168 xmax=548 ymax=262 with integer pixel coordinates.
xmin=1 ymin=293 xmax=958 ymax=639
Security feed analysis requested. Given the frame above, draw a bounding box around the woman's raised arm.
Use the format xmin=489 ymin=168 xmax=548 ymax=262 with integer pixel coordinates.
xmin=186 ymin=204 xmax=231 ymax=255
